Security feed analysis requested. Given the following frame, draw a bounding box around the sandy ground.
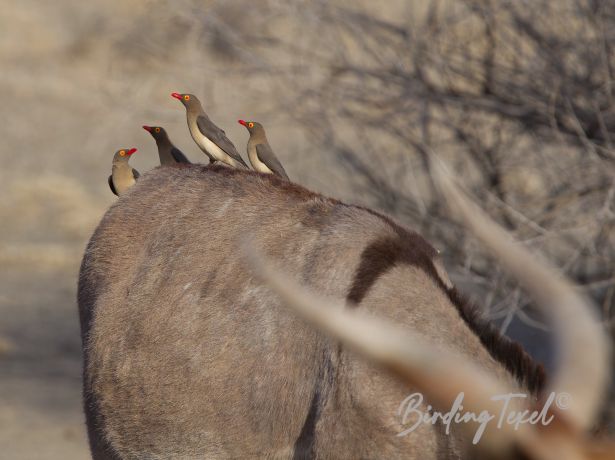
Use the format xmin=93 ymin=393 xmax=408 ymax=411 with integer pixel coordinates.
xmin=0 ymin=268 xmax=89 ymax=459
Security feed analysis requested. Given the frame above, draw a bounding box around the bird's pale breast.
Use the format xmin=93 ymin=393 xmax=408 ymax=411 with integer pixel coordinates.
xmin=248 ymin=145 xmax=274 ymax=174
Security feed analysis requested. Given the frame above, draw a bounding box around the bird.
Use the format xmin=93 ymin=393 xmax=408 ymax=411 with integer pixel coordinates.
xmin=142 ymin=125 xmax=191 ymax=165
xmin=238 ymin=120 xmax=290 ymax=180
xmin=171 ymin=92 xmax=249 ymax=169
xmin=108 ymin=148 xmax=140 ymax=196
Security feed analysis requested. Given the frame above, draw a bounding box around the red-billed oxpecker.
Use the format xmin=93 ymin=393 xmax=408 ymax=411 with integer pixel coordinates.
xmin=142 ymin=126 xmax=191 ymax=166
xmin=108 ymin=148 xmax=139 ymax=196
xmin=238 ymin=120 xmax=290 ymax=180
xmin=171 ymin=92 xmax=248 ymax=169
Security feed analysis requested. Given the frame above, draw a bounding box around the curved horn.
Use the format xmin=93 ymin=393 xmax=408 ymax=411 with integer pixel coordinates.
xmin=430 ymin=157 xmax=610 ymax=433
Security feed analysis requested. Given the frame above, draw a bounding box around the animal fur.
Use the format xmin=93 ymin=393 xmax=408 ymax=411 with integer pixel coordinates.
xmin=78 ymin=165 xmax=543 ymax=459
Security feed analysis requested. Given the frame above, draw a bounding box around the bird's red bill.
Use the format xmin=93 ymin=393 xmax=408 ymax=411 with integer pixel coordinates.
xmin=171 ymin=92 xmax=182 ymax=100
xmin=142 ymin=125 xmax=152 ymax=132
xmin=127 ymin=148 xmax=138 ymax=155
xmin=238 ymin=120 xmax=247 ymax=126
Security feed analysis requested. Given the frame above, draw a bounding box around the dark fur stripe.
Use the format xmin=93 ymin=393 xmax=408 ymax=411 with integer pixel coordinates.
xmin=345 ymin=235 xmax=546 ymax=395
xmin=347 ymin=237 xmax=438 ymax=305
xmin=292 ymin=350 xmax=334 ymax=459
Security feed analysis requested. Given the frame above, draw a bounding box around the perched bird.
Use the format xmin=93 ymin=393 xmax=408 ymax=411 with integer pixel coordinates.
xmin=108 ymin=148 xmax=139 ymax=196
xmin=171 ymin=92 xmax=248 ymax=169
xmin=142 ymin=125 xmax=191 ymax=165
xmin=238 ymin=120 xmax=289 ymax=180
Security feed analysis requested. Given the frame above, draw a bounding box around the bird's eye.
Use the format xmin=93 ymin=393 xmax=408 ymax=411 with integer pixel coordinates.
xmin=119 ymin=150 xmax=126 ymax=156
xmin=248 ymin=122 xmax=254 ymax=128
xmin=155 ymin=127 xmax=161 ymax=133
xmin=184 ymin=95 xmax=190 ymax=101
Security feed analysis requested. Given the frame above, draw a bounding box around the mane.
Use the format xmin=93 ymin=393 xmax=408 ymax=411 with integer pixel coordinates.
xmin=444 ymin=288 xmax=546 ymax=394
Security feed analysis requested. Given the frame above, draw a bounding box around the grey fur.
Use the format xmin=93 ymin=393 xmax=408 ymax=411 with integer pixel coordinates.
xmin=79 ymin=166 xmax=529 ymax=459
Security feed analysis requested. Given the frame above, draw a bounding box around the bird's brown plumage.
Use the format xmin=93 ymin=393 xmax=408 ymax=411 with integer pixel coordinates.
xmin=108 ymin=148 xmax=139 ymax=196
xmin=171 ymin=92 xmax=248 ymax=168
xmin=142 ymin=125 xmax=191 ymax=165
xmin=239 ymin=120 xmax=289 ymax=180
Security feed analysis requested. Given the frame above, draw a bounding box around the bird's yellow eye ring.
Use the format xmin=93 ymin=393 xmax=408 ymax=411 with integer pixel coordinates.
xmin=155 ymin=127 xmax=161 ymax=133
xmin=119 ymin=150 xmax=126 ymax=156
xmin=184 ymin=95 xmax=190 ymax=101
xmin=248 ymin=122 xmax=254 ymax=128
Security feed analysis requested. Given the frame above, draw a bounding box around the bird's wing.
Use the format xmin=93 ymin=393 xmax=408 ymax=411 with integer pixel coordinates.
xmin=197 ymin=115 xmax=248 ymax=167
xmin=256 ymin=143 xmax=289 ymax=180
xmin=170 ymin=147 xmax=191 ymax=164
xmin=108 ymin=175 xmax=118 ymax=196
xmin=132 ymin=168 xmax=140 ymax=180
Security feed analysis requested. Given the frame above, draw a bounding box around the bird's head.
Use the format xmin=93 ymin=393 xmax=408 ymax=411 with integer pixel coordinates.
xmin=238 ymin=120 xmax=263 ymax=134
xmin=142 ymin=125 xmax=166 ymax=140
xmin=171 ymin=92 xmax=200 ymax=110
xmin=113 ymin=148 xmax=137 ymax=162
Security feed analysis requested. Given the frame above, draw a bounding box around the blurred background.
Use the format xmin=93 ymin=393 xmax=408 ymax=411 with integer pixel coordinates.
xmin=1 ymin=0 xmax=614 ymax=458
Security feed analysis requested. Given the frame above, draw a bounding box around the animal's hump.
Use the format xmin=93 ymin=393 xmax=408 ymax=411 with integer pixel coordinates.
xmin=108 ymin=165 xmax=436 ymax=264
xmin=130 ymin=164 xmax=329 ymax=204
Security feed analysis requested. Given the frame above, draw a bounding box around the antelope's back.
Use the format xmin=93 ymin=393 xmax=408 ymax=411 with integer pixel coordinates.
xmin=78 ymin=165 xmax=492 ymax=459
